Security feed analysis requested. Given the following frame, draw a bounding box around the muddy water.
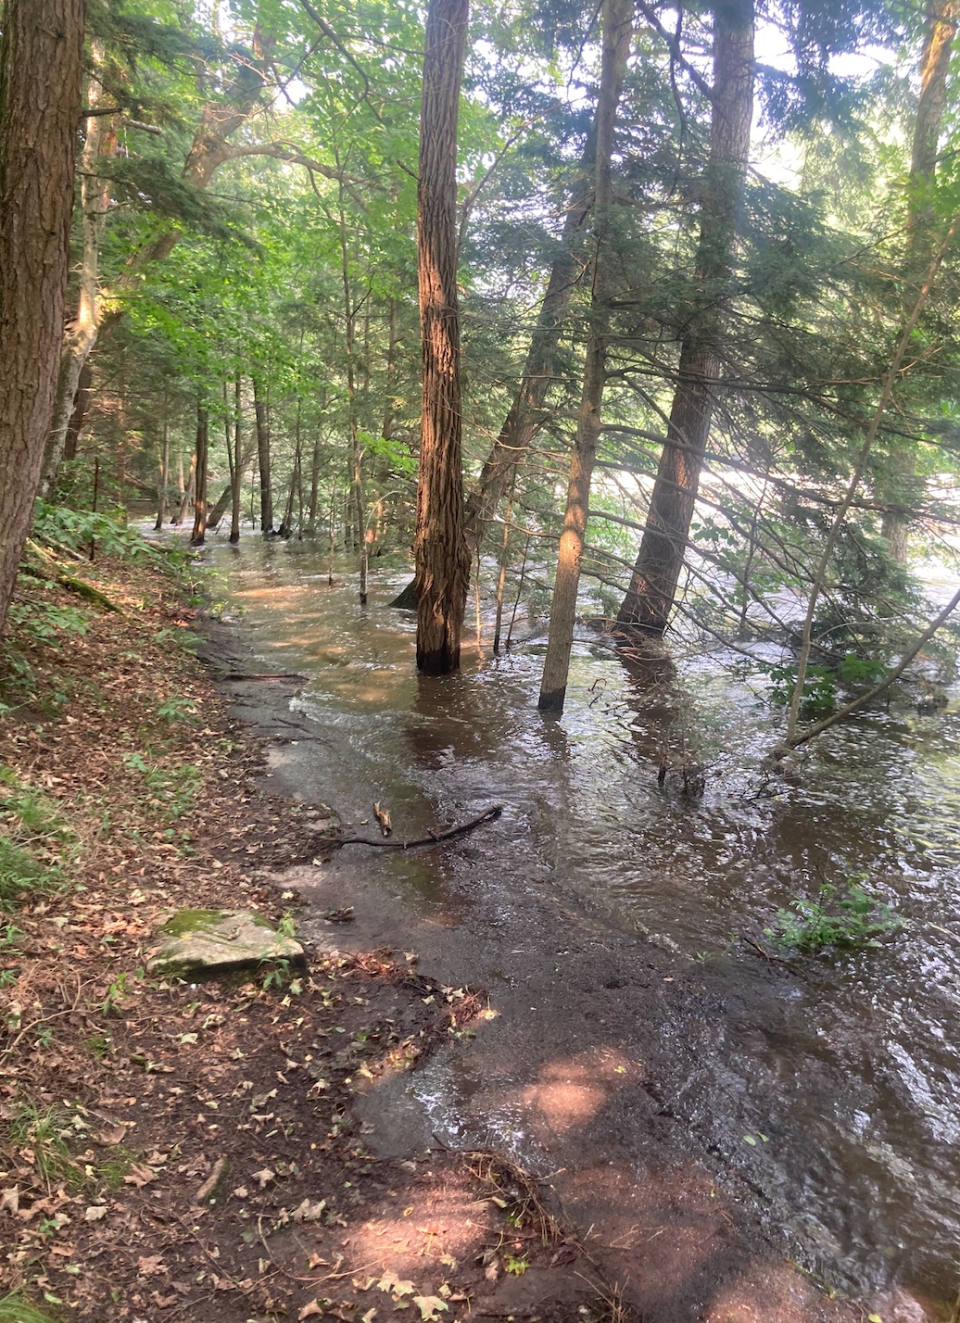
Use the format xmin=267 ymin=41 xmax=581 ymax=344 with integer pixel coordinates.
xmin=206 ymin=538 xmax=960 ymax=1305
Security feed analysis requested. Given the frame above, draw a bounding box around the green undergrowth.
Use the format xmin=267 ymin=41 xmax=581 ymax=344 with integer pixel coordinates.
xmin=0 ymin=770 xmax=75 ymax=912
xmin=765 ymin=877 xmax=903 ymax=951
xmin=0 ymin=1291 xmax=60 ymax=1323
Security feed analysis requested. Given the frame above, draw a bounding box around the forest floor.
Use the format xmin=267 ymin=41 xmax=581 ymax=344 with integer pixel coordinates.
xmin=0 ymin=544 xmax=934 ymax=1323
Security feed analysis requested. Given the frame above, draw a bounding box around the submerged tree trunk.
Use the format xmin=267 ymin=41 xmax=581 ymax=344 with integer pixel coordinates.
xmin=413 ymin=0 xmax=471 ymax=674
xmin=879 ymin=0 xmax=958 ymax=561
xmin=189 ymin=404 xmax=209 ymax=546
xmin=253 ymin=379 xmax=274 ymax=534
xmin=155 ymin=405 xmax=170 ymax=530
xmin=538 ymin=0 xmax=634 ymax=713
xmin=0 ymin=0 xmax=85 ymax=639
xmin=40 ymin=46 xmax=115 ymax=498
xmin=230 ymin=374 xmax=243 ymax=543
xmin=616 ymin=0 xmax=754 ymax=638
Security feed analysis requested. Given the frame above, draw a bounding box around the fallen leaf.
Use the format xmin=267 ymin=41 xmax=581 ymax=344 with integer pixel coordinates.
xmin=298 ymin=1303 xmax=324 ymax=1320
xmin=291 ymin=1198 xmax=326 ymax=1222
xmin=84 ymin=1205 xmax=109 ymax=1222
xmin=137 ymin=1254 xmax=166 ymax=1277
xmin=252 ymin=1167 xmax=275 ymax=1188
xmin=0 ymin=1187 xmax=19 ymax=1214
xmin=413 ymin=1298 xmax=448 ymax=1321
xmin=124 ymin=1163 xmax=157 ymax=1188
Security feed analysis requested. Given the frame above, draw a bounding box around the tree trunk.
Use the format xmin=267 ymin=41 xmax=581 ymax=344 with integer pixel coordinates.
xmin=0 ymin=0 xmax=85 ymax=639
xmin=463 ymin=115 xmax=622 ymax=548
xmin=155 ymin=405 xmax=169 ymax=530
xmin=253 ymin=379 xmax=274 ymax=533
xmin=616 ymin=0 xmax=754 ymax=638
xmin=538 ymin=0 xmax=634 ymax=713
xmin=230 ymin=374 xmax=243 ymax=543
xmin=40 ymin=46 xmax=116 ymax=497
xmin=64 ymin=359 xmax=92 ymax=462
xmin=334 ymin=181 xmax=368 ymax=602
xmin=190 ymin=404 xmax=209 ymax=546
xmin=414 ymin=0 xmax=472 ymax=675
xmin=879 ymin=0 xmax=958 ymax=561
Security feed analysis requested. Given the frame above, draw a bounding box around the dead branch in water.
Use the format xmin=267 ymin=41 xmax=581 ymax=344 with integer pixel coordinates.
xmin=334 ymin=804 xmax=503 ymax=850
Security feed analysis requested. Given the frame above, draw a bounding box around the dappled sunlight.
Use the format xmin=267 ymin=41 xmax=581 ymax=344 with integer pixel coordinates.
xmin=518 ymin=1046 xmax=645 ymax=1136
xmin=343 ymin=1179 xmax=493 ymax=1277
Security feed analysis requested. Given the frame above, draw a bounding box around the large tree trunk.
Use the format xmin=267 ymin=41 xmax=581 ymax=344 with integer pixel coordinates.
xmin=413 ymin=0 xmax=472 ymax=675
xmin=537 ymin=0 xmax=634 ymax=713
xmin=0 ymin=0 xmax=85 ymax=639
xmin=253 ymin=379 xmax=274 ymax=534
xmin=230 ymin=374 xmax=243 ymax=543
xmin=189 ymin=404 xmax=209 ymax=546
xmin=40 ymin=47 xmax=116 ymax=497
xmin=879 ymin=0 xmax=958 ymax=561
xmin=616 ymin=0 xmax=754 ymax=638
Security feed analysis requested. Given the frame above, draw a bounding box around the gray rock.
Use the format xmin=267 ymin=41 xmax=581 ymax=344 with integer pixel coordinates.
xmin=147 ymin=909 xmax=304 ymax=979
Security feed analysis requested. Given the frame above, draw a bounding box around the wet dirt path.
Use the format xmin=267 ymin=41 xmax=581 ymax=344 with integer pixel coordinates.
xmin=198 ymin=539 xmax=960 ymax=1321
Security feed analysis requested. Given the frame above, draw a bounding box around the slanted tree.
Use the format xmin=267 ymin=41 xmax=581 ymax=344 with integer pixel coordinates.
xmin=616 ymin=0 xmax=755 ymax=638
xmin=0 ymin=0 xmax=85 ymax=639
xmin=414 ymin=0 xmax=471 ymax=674
xmin=538 ymin=0 xmax=635 ymax=713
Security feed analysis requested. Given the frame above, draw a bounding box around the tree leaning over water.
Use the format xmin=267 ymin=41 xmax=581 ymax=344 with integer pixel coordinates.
xmin=414 ymin=0 xmax=472 ymax=675
xmin=0 ymin=0 xmax=86 ymax=640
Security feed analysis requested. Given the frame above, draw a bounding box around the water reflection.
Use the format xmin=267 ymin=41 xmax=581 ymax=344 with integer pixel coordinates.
xmin=208 ymin=537 xmax=960 ymax=1301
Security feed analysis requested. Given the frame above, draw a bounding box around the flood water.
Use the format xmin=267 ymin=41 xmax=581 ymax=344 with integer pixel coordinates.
xmin=203 ymin=536 xmax=960 ymax=1306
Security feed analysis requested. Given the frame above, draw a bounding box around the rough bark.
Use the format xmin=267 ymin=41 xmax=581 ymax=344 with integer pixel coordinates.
xmin=879 ymin=0 xmax=958 ymax=561
xmin=538 ymin=0 xmax=634 ymax=713
xmin=230 ymin=374 xmax=243 ymax=543
xmin=40 ymin=48 xmax=116 ymax=497
xmin=413 ymin=0 xmax=471 ymax=675
xmin=189 ymin=405 xmax=209 ymax=546
xmin=616 ymin=0 xmax=754 ymax=638
xmin=253 ymin=379 xmax=274 ymax=534
xmin=0 ymin=0 xmax=85 ymax=639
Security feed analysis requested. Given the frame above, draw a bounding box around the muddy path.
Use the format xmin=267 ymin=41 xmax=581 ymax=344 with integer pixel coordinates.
xmin=195 ymin=540 xmax=955 ymax=1323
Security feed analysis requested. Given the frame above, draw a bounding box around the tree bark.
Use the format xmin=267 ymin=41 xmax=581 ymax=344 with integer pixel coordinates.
xmin=0 ymin=0 xmax=85 ymax=639
xmin=40 ymin=46 xmax=116 ymax=497
xmin=230 ymin=374 xmax=243 ymax=543
xmin=190 ymin=404 xmax=209 ymax=546
xmin=879 ymin=0 xmax=958 ymax=561
xmin=616 ymin=0 xmax=754 ymax=638
xmin=414 ymin=0 xmax=472 ymax=674
xmin=253 ymin=378 xmax=274 ymax=533
xmin=538 ymin=0 xmax=634 ymax=713
xmin=155 ymin=404 xmax=170 ymax=530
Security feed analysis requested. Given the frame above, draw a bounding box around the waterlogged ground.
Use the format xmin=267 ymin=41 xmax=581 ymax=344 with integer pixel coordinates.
xmin=204 ymin=536 xmax=960 ymax=1316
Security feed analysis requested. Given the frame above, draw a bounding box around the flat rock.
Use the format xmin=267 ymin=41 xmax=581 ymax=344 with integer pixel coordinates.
xmin=147 ymin=909 xmax=305 ymax=978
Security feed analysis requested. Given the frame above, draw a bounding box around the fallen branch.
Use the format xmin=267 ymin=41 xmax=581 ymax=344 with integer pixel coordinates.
xmin=334 ymin=804 xmax=503 ymax=850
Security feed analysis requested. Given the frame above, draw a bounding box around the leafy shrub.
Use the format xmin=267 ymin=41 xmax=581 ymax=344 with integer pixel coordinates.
xmin=765 ymin=877 xmax=902 ymax=951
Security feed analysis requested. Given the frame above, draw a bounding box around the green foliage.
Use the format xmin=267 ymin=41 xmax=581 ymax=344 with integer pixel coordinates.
xmin=31 ymin=503 xmax=166 ymax=564
xmin=0 ymin=771 xmax=72 ymax=911
xmin=764 ymin=878 xmax=902 ymax=951
xmin=6 ymin=601 xmax=89 ymax=651
xmin=763 ymin=653 xmax=888 ymax=715
xmin=0 ymin=1293 xmax=60 ymax=1323
xmin=121 ymin=752 xmax=202 ymax=819
xmin=154 ymin=695 xmax=199 ymax=724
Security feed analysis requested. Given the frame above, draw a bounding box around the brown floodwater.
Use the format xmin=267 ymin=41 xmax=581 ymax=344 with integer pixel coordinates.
xmin=203 ymin=536 xmax=960 ymax=1307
